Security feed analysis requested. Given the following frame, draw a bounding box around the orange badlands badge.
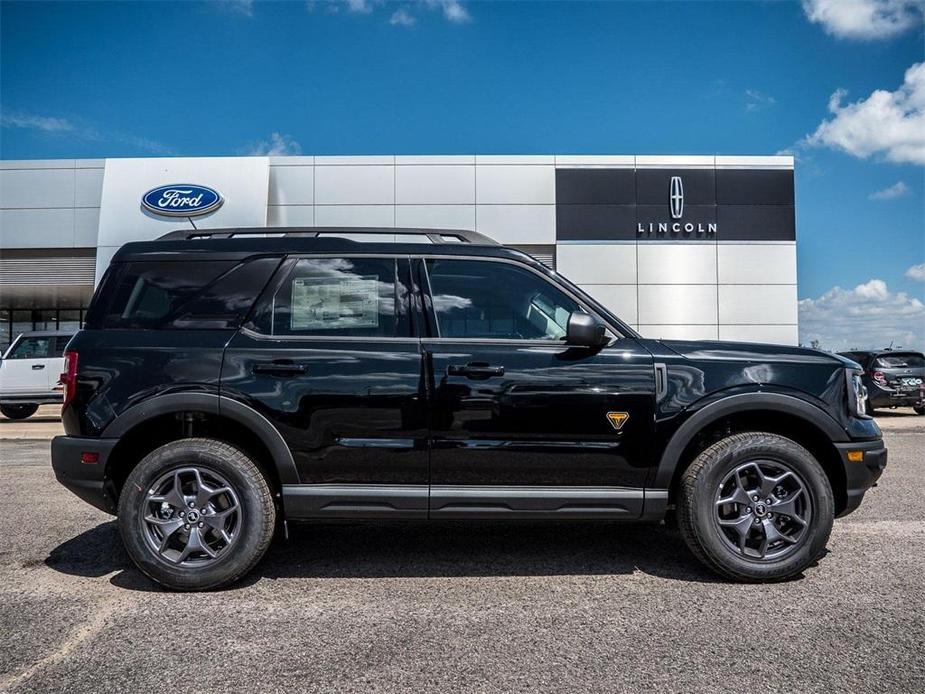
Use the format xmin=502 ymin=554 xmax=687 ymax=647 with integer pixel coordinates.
xmin=606 ymin=412 xmax=629 ymax=430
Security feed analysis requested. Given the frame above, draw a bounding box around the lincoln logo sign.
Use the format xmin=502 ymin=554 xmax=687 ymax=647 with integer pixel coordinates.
xmin=636 ymin=175 xmax=717 ymax=237
xmin=142 ymin=184 xmax=223 ymax=217
xmin=669 ymin=176 xmax=684 ymax=219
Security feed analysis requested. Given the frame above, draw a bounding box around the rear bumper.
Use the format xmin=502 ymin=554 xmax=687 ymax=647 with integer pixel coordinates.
xmin=50 ymin=436 xmax=118 ymax=515
xmin=868 ymin=384 xmax=924 ymax=408
xmin=0 ymin=392 xmax=62 ymax=405
xmin=835 ymin=439 xmax=888 ymax=517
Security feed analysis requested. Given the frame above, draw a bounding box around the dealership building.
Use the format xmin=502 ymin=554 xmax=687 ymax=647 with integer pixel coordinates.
xmin=0 ymin=154 xmax=797 ymax=352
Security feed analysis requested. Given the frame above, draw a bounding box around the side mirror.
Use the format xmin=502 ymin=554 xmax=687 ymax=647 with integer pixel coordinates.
xmin=566 ymin=311 xmax=607 ymax=347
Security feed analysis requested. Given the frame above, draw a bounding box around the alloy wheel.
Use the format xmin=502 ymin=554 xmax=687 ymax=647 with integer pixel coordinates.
xmin=714 ymin=460 xmax=812 ymax=560
xmin=141 ymin=467 xmax=242 ymax=567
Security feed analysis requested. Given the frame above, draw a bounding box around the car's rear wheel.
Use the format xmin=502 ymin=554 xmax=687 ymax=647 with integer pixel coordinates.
xmin=118 ymin=438 xmax=276 ymax=591
xmin=913 ymin=405 xmax=925 ymax=415
xmin=865 ymin=401 xmax=876 ymax=416
xmin=677 ymin=432 xmax=834 ymax=582
xmin=0 ymin=404 xmax=39 ymax=420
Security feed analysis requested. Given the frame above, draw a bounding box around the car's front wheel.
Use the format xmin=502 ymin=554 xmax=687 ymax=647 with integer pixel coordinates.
xmin=913 ymin=405 xmax=925 ymax=416
xmin=677 ymin=432 xmax=834 ymax=582
xmin=0 ymin=404 xmax=39 ymax=420
xmin=118 ymin=438 xmax=276 ymax=591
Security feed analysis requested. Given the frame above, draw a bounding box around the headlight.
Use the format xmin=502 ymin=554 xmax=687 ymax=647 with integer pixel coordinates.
xmin=846 ymin=368 xmax=869 ymax=418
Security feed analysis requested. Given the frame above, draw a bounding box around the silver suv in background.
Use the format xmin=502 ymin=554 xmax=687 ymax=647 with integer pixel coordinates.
xmin=0 ymin=331 xmax=73 ymax=419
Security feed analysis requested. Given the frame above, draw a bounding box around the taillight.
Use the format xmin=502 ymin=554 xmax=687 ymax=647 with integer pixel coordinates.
xmin=872 ymin=371 xmax=886 ymax=384
xmin=61 ymin=350 xmax=78 ymax=410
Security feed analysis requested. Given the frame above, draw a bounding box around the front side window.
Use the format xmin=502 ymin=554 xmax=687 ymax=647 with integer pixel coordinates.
xmin=425 ymin=259 xmax=580 ymax=340
xmin=264 ymin=257 xmax=409 ymax=338
xmin=6 ymin=336 xmax=52 ymax=360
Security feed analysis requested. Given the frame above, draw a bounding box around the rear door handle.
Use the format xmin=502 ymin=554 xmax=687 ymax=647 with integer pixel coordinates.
xmin=32 ymin=364 xmax=45 ymax=370
xmin=253 ymin=361 xmax=308 ymax=376
xmin=447 ymin=363 xmax=505 ymax=379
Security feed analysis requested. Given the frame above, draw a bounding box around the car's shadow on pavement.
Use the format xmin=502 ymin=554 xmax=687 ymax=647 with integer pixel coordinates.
xmin=45 ymin=519 xmax=729 ymax=591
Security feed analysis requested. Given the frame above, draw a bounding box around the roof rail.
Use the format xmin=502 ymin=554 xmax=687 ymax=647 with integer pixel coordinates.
xmin=157 ymin=226 xmax=499 ymax=245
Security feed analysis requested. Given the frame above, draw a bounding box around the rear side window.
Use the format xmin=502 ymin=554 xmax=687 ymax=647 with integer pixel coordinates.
xmin=252 ymin=257 xmax=410 ymax=338
xmin=97 ymin=258 xmax=279 ymax=330
xmin=874 ymin=353 xmax=925 ymax=368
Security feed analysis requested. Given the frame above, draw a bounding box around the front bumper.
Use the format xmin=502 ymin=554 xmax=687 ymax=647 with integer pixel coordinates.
xmin=50 ymin=436 xmax=118 ymax=514
xmin=835 ymin=439 xmax=888 ymax=517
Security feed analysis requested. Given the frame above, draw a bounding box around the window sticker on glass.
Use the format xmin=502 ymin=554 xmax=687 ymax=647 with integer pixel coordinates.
xmin=290 ymin=275 xmax=380 ymax=330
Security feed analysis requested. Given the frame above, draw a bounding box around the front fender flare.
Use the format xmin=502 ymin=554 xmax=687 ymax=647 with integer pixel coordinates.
xmin=101 ymin=392 xmax=299 ymax=484
xmin=649 ymin=392 xmax=848 ymax=490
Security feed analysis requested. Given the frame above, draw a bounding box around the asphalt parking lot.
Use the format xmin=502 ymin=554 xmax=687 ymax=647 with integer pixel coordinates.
xmin=1 ymin=410 xmax=923 ymax=693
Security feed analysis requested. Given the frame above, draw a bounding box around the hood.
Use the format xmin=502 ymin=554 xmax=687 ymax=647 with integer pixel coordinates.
xmin=656 ymin=339 xmax=851 ymax=366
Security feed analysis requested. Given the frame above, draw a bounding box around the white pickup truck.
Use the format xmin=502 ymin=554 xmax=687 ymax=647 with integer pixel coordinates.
xmin=0 ymin=331 xmax=74 ymax=419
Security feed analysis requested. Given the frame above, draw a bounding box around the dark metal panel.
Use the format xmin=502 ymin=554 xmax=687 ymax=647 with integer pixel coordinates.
xmin=717 ymin=205 xmax=796 ymax=240
xmin=716 ymin=169 xmax=794 ymax=205
xmin=555 ymin=169 xmax=636 ymax=205
xmin=556 ymin=204 xmax=636 ymax=241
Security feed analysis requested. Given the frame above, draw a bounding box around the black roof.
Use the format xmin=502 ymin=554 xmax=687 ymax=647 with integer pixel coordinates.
xmin=113 ymin=227 xmax=528 ymax=264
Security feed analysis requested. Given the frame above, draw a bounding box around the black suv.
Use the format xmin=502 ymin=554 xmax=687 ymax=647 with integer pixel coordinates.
xmin=52 ymin=228 xmax=886 ymax=590
xmin=838 ymin=349 xmax=925 ymax=415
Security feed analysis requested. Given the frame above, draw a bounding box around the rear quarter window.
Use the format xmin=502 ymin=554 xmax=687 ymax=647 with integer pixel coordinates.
xmin=93 ymin=258 xmax=280 ymax=330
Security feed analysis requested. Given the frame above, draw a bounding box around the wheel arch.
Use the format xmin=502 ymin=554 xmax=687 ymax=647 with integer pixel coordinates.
xmin=652 ymin=392 xmax=850 ymax=514
xmin=102 ymin=393 xmax=299 ymax=500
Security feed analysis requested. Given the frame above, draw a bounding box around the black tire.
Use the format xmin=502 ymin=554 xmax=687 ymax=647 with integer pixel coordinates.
xmin=913 ymin=405 xmax=925 ymax=416
xmin=118 ymin=438 xmax=276 ymax=591
xmin=0 ymin=404 xmax=39 ymax=420
xmin=677 ymin=432 xmax=834 ymax=583
xmin=865 ymin=401 xmax=875 ymax=416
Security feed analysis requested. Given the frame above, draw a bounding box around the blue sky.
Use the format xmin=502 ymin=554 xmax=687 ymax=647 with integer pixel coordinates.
xmin=2 ymin=0 xmax=924 ymax=349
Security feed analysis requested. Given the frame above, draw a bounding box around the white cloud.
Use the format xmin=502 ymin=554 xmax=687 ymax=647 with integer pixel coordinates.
xmin=869 ymin=180 xmax=911 ymax=199
xmin=802 ymin=0 xmax=924 ymax=40
xmin=1 ymin=110 xmax=74 ymax=132
xmin=345 ymin=0 xmax=375 ymax=13
xmin=439 ymin=0 xmax=471 ymax=23
xmin=799 ymin=278 xmax=925 ymax=351
xmin=246 ymin=132 xmax=302 ymax=156
xmin=906 ymin=263 xmax=925 ymax=281
xmin=225 ymin=0 xmax=254 ymax=17
xmin=803 ymin=62 xmax=925 ymax=165
xmin=389 ymin=8 xmax=416 ymax=26
xmin=1 ymin=109 xmax=173 ymax=154
xmin=745 ymin=89 xmax=777 ymax=112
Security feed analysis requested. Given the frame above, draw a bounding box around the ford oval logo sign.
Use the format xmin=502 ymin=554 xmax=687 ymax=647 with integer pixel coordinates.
xmin=141 ymin=184 xmax=223 ymax=217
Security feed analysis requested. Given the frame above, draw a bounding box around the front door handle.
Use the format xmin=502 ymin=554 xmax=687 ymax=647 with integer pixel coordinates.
xmin=253 ymin=361 xmax=308 ymax=376
xmin=32 ymin=364 xmax=45 ymax=370
xmin=447 ymin=363 xmax=505 ymax=379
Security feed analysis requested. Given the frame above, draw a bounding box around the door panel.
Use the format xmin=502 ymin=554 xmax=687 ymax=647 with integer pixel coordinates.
xmin=221 ymin=255 xmax=428 ymax=519
xmin=426 ymin=340 xmax=655 ymax=490
xmin=0 ymin=335 xmax=57 ymax=394
xmin=222 ymin=332 xmax=427 ymax=487
xmin=419 ymin=256 xmax=656 ymax=518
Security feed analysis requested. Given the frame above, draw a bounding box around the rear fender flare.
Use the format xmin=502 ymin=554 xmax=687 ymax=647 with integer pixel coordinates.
xmin=101 ymin=392 xmax=299 ymax=484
